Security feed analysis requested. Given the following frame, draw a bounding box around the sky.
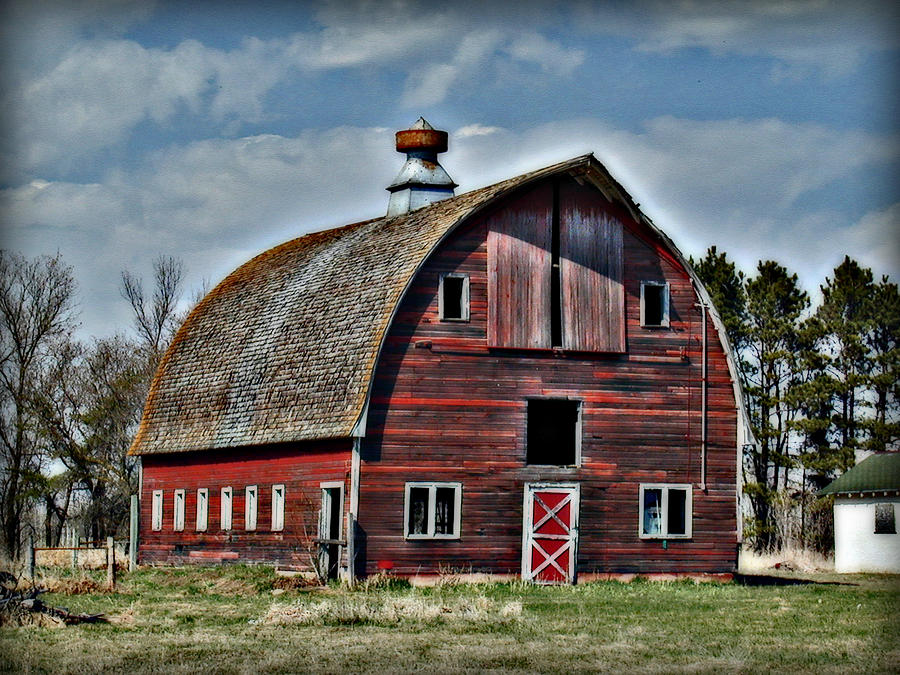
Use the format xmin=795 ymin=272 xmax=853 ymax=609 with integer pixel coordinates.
xmin=1 ymin=0 xmax=898 ymax=340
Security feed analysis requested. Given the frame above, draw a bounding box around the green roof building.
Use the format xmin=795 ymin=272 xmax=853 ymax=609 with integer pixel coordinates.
xmin=821 ymin=453 xmax=900 ymax=573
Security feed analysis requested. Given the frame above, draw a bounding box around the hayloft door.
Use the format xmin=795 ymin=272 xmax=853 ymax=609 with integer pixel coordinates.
xmin=522 ymin=483 xmax=580 ymax=584
xmin=319 ymin=482 xmax=344 ymax=581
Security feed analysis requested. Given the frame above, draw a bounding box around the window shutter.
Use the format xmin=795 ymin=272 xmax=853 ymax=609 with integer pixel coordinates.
xmin=559 ymin=182 xmax=625 ymax=352
xmin=487 ymin=184 xmax=553 ymax=349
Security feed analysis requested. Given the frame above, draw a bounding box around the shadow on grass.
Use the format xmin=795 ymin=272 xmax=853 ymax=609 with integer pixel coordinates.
xmin=734 ymin=573 xmax=857 ymax=587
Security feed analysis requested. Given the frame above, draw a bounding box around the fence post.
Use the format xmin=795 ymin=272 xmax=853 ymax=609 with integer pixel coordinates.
xmin=106 ymin=536 xmax=116 ymax=590
xmin=129 ymin=494 xmax=139 ymax=571
xmin=71 ymin=533 xmax=78 ymax=569
xmin=27 ymin=534 xmax=35 ymax=583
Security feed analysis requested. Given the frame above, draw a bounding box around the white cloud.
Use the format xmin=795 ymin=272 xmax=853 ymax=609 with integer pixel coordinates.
xmin=455 ymin=124 xmax=505 ymax=138
xmin=504 ymin=32 xmax=585 ymax=75
xmin=572 ymin=0 xmax=898 ymax=80
xmin=401 ymin=30 xmax=504 ymax=107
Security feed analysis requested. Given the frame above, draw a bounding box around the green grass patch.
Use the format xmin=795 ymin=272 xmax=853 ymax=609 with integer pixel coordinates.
xmin=1 ymin=567 xmax=897 ymax=673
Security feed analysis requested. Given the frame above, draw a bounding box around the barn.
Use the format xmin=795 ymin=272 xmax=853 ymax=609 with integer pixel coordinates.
xmin=130 ymin=119 xmax=751 ymax=583
xmin=820 ymin=452 xmax=900 ymax=574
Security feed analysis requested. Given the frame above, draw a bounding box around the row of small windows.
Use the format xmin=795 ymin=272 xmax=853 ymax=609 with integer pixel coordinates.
xmin=150 ymin=485 xmax=284 ymax=532
xmin=402 ymin=482 xmax=691 ymax=540
xmin=439 ymin=273 xmax=670 ymax=328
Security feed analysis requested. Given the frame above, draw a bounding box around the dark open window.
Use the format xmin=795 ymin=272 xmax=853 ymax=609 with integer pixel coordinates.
xmin=439 ymin=274 xmax=469 ymax=321
xmin=641 ymin=282 xmax=669 ymax=327
xmin=875 ymin=503 xmax=896 ymax=534
xmin=526 ymin=399 xmax=580 ymax=465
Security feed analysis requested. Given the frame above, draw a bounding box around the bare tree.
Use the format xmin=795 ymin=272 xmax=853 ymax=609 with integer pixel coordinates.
xmin=121 ymin=255 xmax=184 ymax=359
xmin=0 ymin=251 xmax=78 ymax=558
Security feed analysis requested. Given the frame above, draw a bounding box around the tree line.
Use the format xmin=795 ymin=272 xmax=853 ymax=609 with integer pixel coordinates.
xmin=693 ymin=249 xmax=899 ymax=552
xmin=0 ymin=247 xmax=897 ymax=559
xmin=0 ymin=251 xmax=195 ymax=559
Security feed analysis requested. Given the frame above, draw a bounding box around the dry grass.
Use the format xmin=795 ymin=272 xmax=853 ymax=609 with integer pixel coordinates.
xmin=261 ymin=593 xmax=523 ymax=626
xmin=739 ymin=546 xmax=834 ymax=574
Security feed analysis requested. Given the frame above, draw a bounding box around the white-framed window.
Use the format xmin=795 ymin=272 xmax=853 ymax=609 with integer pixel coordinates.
xmin=173 ymin=489 xmax=185 ymax=532
xmin=196 ymin=488 xmax=209 ymax=531
xmin=220 ymin=486 xmax=233 ymax=531
xmin=639 ymin=484 xmax=692 ymax=539
xmin=245 ymin=485 xmax=258 ymax=531
xmin=271 ymin=484 xmax=285 ymax=531
xmin=641 ymin=281 xmax=670 ymax=328
xmin=404 ymin=482 xmax=462 ymax=539
xmin=439 ymin=273 xmax=470 ymax=321
xmin=151 ymin=489 xmax=163 ymax=531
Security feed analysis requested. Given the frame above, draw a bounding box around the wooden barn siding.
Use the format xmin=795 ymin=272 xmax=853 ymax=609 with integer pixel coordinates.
xmin=139 ymin=440 xmax=351 ymax=568
xmin=359 ymin=178 xmax=737 ymax=576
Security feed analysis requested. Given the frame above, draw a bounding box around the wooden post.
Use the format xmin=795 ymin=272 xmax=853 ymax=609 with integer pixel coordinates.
xmin=106 ymin=536 xmax=116 ymax=590
xmin=27 ymin=534 xmax=35 ymax=583
xmin=72 ymin=533 xmax=78 ymax=569
xmin=129 ymin=494 xmax=139 ymax=571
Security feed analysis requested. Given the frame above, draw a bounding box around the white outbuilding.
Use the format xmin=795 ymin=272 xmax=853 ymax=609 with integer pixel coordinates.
xmin=820 ymin=453 xmax=900 ymax=574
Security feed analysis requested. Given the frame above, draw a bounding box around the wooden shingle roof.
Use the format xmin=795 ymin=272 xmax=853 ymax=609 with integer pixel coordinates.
xmin=130 ymin=153 xmax=753 ymax=456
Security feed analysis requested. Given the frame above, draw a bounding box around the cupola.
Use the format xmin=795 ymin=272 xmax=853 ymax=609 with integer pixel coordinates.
xmin=386 ymin=117 xmax=457 ymax=216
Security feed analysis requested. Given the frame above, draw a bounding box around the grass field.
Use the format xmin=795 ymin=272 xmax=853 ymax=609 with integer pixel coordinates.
xmin=1 ymin=566 xmax=897 ymax=674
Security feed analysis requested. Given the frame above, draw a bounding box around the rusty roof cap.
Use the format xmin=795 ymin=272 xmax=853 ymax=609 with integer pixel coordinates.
xmin=396 ymin=117 xmax=448 ymax=153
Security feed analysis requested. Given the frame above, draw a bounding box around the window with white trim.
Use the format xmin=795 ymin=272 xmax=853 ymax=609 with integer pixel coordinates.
xmin=245 ymin=485 xmax=258 ymax=531
xmin=151 ymin=490 xmax=163 ymax=531
xmin=220 ymin=486 xmax=233 ymax=531
xmin=404 ymin=482 xmax=462 ymax=539
xmin=173 ymin=489 xmax=185 ymax=532
xmin=196 ymin=488 xmax=208 ymax=531
xmin=271 ymin=484 xmax=285 ymax=531
xmin=639 ymin=484 xmax=692 ymax=538
xmin=641 ymin=281 xmax=670 ymax=328
xmin=439 ymin=273 xmax=469 ymax=321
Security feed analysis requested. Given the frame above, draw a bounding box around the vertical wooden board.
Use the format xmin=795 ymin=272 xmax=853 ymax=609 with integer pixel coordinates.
xmin=559 ymin=182 xmax=625 ymax=352
xmin=487 ymin=184 xmax=553 ymax=348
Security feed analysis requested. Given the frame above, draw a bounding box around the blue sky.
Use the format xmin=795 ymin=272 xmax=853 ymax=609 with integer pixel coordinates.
xmin=1 ymin=0 xmax=898 ymax=339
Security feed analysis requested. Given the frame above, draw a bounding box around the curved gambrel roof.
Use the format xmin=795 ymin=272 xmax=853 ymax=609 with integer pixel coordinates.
xmin=130 ymin=154 xmax=753 ymax=455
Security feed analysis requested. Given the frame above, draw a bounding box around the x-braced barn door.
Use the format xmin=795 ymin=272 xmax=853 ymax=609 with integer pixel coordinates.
xmin=522 ymin=483 xmax=580 ymax=584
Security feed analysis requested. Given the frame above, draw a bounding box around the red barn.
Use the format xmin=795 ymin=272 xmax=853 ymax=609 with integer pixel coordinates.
xmin=130 ymin=120 xmax=750 ymax=583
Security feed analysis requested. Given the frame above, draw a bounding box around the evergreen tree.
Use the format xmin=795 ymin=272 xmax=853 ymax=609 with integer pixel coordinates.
xmin=742 ymin=261 xmax=809 ymax=550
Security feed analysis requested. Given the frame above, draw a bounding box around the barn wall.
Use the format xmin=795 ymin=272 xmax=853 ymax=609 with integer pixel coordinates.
xmin=359 ymin=177 xmax=738 ymax=577
xmin=139 ymin=440 xmax=351 ymax=568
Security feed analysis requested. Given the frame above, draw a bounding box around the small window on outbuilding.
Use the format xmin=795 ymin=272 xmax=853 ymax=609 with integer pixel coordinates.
xmin=526 ymin=399 xmax=581 ymax=466
xmin=874 ymin=503 xmax=896 ymax=534
xmin=641 ymin=282 xmax=670 ymax=328
xmin=439 ymin=273 xmax=469 ymax=321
